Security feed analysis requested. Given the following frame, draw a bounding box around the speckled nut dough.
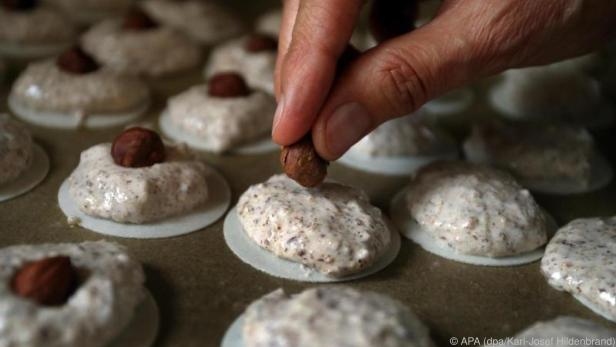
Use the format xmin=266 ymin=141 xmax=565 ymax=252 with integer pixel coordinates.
xmin=0 ymin=5 xmax=75 ymax=45
xmin=81 ymin=19 xmax=201 ymax=77
xmin=141 ymin=0 xmax=243 ymax=45
xmin=405 ymin=162 xmax=549 ymax=257
xmin=351 ymin=114 xmax=455 ymax=157
xmin=256 ymin=9 xmax=282 ymax=37
xmin=0 ymin=241 xmax=145 ymax=347
xmin=0 ymin=116 xmax=33 ymax=185
xmin=491 ymin=65 xmax=604 ymax=123
xmin=465 ymin=121 xmax=594 ymax=186
xmin=237 ymin=174 xmax=391 ymax=277
xmin=487 ymin=316 xmax=616 ymax=347
xmin=206 ymin=36 xmax=276 ymax=94
xmin=541 ymin=217 xmax=616 ymax=321
xmin=10 ymin=60 xmax=149 ymax=114
xmin=168 ymin=84 xmax=275 ymax=153
xmin=243 ymin=287 xmax=434 ymax=347
xmin=68 ymin=143 xmax=209 ymax=224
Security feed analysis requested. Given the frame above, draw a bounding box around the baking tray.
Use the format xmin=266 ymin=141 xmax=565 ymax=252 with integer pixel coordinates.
xmin=1 ymin=2 xmax=616 ymax=346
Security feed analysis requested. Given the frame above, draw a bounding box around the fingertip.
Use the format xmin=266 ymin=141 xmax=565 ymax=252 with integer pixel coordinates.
xmin=271 ymin=94 xmax=312 ymax=146
xmin=271 ymin=119 xmax=310 ymax=146
xmin=271 ymin=49 xmax=338 ymax=146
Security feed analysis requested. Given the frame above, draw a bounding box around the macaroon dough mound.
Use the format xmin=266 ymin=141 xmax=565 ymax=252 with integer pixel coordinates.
xmin=486 ymin=316 xmax=616 ymax=347
xmin=0 ymin=5 xmax=75 ymax=45
xmin=68 ymin=143 xmax=209 ymax=224
xmin=351 ymin=113 xmax=455 ymax=157
xmin=0 ymin=240 xmax=145 ymax=347
xmin=82 ymin=19 xmax=201 ymax=77
xmin=142 ymin=0 xmax=243 ymax=45
xmin=406 ymin=161 xmax=550 ymax=257
xmin=541 ymin=217 xmax=616 ymax=321
xmin=49 ymin=0 xmax=133 ymax=18
xmin=256 ymin=9 xmax=282 ymax=37
xmin=0 ymin=116 xmax=33 ymax=185
xmin=490 ymin=65 xmax=604 ymax=124
xmin=237 ymin=174 xmax=392 ymax=277
xmin=167 ymin=84 xmax=275 ymax=153
xmin=206 ymin=36 xmax=276 ymax=94
xmin=10 ymin=60 xmax=149 ymax=114
xmin=243 ymin=287 xmax=434 ymax=347
xmin=464 ymin=120 xmax=594 ymax=185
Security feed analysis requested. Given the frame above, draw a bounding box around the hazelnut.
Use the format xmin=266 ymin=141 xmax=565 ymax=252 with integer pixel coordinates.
xmin=122 ymin=7 xmax=159 ymax=31
xmin=56 ymin=46 xmax=100 ymax=75
xmin=1 ymin=0 xmax=36 ymax=11
xmin=245 ymin=33 xmax=278 ymax=53
xmin=369 ymin=0 xmax=418 ymax=43
xmin=11 ymin=256 xmax=78 ymax=306
xmin=208 ymin=72 xmax=251 ymax=98
xmin=111 ymin=127 xmax=165 ymax=168
xmin=281 ymin=135 xmax=328 ymax=187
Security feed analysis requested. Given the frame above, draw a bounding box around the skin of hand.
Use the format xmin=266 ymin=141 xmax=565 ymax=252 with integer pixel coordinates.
xmin=272 ymin=0 xmax=616 ymax=160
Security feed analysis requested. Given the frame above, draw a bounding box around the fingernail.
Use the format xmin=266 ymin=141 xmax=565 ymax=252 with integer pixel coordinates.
xmin=325 ymin=102 xmax=372 ymax=157
xmin=272 ymin=95 xmax=285 ymax=135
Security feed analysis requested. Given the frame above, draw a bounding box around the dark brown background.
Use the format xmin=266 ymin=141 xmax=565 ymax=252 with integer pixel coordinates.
xmin=1 ymin=1 xmax=616 ymax=346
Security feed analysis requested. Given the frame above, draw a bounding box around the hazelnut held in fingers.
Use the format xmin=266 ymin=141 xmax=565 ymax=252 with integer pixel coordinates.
xmin=112 ymin=127 xmax=166 ymax=168
xmin=281 ymin=135 xmax=328 ymax=187
xmin=11 ymin=256 xmax=78 ymax=306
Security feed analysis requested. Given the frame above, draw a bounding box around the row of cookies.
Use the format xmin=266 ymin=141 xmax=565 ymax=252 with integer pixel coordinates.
xmin=5 ymin=235 xmax=614 ymax=347
xmin=223 ymin=287 xmax=616 ymax=347
xmin=1 ymin=2 xmax=616 ymax=347
xmin=2 ymin=1 xmax=614 ymax=198
xmin=0 ymin=0 xmax=243 ymax=61
xmin=0 ymin=85 xmax=613 ymax=342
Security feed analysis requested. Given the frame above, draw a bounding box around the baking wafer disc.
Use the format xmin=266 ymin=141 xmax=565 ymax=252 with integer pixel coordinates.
xmin=223 ymin=206 xmax=400 ymax=282
xmin=57 ymin=165 xmax=231 ymax=239
xmin=9 ymin=95 xmax=149 ymax=129
xmin=573 ymin=293 xmax=616 ymax=323
xmin=0 ymin=144 xmax=49 ymax=202
xmin=338 ymin=146 xmax=458 ymax=176
xmin=108 ymin=290 xmax=159 ymax=347
xmin=390 ymin=188 xmax=553 ymax=266
xmin=220 ymin=314 xmax=244 ymax=347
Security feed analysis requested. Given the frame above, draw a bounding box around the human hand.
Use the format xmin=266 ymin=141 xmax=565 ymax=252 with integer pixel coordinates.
xmin=272 ymin=0 xmax=616 ymax=160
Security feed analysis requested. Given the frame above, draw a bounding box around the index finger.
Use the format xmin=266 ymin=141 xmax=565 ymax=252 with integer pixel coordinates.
xmin=272 ymin=0 xmax=363 ymax=145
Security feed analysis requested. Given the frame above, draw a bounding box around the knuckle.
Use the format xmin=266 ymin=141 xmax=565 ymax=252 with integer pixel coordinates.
xmin=373 ymin=47 xmax=430 ymax=115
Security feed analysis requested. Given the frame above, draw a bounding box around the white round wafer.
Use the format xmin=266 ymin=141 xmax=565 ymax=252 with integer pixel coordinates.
xmin=57 ymin=166 xmax=231 ymax=239
xmin=223 ymin=206 xmax=401 ymax=282
xmin=9 ymin=95 xmax=149 ymax=129
xmin=390 ymin=188 xmax=553 ymax=266
xmin=0 ymin=143 xmax=49 ymax=202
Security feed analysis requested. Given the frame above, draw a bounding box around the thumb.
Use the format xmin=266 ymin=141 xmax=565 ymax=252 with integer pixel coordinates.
xmin=312 ymin=22 xmax=478 ymax=160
